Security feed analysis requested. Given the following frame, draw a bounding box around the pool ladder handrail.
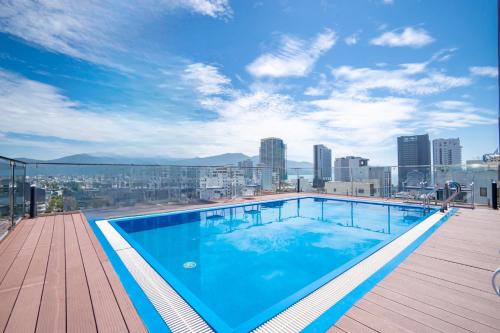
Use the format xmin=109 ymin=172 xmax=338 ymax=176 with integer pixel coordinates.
xmin=422 ymin=189 xmax=436 ymax=213
xmin=440 ymin=181 xmax=462 ymax=212
xmin=493 ymin=267 xmax=500 ymax=297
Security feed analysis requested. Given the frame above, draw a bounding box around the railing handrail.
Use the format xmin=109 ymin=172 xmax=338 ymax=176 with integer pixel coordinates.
xmin=0 ymin=155 xmax=27 ymax=165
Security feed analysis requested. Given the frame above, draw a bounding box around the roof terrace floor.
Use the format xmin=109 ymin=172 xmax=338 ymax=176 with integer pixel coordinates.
xmin=0 ymin=194 xmax=498 ymax=332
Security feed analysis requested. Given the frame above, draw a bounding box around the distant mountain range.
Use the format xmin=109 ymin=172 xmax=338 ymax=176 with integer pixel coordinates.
xmin=17 ymin=153 xmax=313 ymax=169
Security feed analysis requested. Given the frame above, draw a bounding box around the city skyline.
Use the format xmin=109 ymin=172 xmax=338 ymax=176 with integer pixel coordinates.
xmin=0 ymin=1 xmax=498 ymax=164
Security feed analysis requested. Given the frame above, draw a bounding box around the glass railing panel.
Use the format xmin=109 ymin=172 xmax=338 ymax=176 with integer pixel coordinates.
xmin=19 ymin=160 xmax=499 ymax=221
xmin=13 ymin=163 xmax=25 ymax=224
xmin=0 ymin=158 xmax=11 ymax=237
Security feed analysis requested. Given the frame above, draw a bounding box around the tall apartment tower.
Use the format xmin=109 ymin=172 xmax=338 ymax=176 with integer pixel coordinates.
xmin=432 ymin=138 xmax=462 ymax=166
xmin=259 ymin=137 xmax=287 ymax=181
xmin=397 ymin=134 xmax=431 ymax=189
xmin=313 ymin=144 xmax=332 ymax=188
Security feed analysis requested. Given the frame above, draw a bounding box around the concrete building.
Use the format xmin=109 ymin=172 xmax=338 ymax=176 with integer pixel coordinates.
xmin=397 ymin=134 xmax=431 ymax=190
xmin=433 ymin=138 xmax=462 ymax=166
xmin=259 ymin=137 xmax=287 ymax=182
xmin=334 ymin=156 xmax=369 ymax=182
xmin=368 ymin=166 xmax=392 ymax=197
xmin=198 ymin=166 xmax=245 ymax=200
xmin=325 ymin=181 xmax=378 ymax=197
xmin=434 ymin=159 xmax=499 ymax=206
xmin=313 ymin=144 xmax=332 ymax=188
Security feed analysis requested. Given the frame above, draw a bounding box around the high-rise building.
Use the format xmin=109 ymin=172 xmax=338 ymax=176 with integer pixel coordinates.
xmin=433 ymin=138 xmax=462 ymax=166
xmin=397 ymin=134 xmax=431 ymax=189
xmin=313 ymin=144 xmax=332 ymax=187
xmin=237 ymin=158 xmax=254 ymax=181
xmin=259 ymin=137 xmax=287 ymax=181
xmin=334 ymin=156 xmax=369 ymax=182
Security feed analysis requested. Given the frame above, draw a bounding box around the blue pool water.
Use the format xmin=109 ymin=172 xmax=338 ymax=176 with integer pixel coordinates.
xmin=111 ymin=197 xmax=435 ymax=331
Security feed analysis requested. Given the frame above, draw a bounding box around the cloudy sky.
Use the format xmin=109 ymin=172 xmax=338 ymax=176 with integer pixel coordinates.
xmin=0 ymin=0 xmax=498 ymax=164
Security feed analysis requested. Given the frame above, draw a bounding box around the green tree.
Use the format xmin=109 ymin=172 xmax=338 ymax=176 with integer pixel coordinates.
xmin=47 ymin=195 xmax=64 ymax=213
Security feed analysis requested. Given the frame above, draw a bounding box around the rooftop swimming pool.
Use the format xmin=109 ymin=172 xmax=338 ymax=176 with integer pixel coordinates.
xmin=96 ymin=197 xmax=444 ymax=332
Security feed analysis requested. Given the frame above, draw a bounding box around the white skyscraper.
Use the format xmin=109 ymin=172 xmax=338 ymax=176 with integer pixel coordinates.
xmin=433 ymin=138 xmax=462 ymax=166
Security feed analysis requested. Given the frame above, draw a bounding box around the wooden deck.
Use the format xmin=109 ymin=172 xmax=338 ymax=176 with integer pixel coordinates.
xmin=330 ymin=208 xmax=500 ymax=333
xmin=0 ymin=212 xmax=147 ymax=333
xmin=0 ymin=204 xmax=498 ymax=332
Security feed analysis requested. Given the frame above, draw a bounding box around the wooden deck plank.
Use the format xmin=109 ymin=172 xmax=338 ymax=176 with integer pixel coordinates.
xmin=36 ymin=214 xmax=66 ymax=333
xmin=327 ymin=326 xmax=346 ymax=333
xmin=343 ymin=304 xmax=414 ymax=333
xmin=81 ymin=214 xmax=147 ymax=333
xmin=399 ymin=255 xmax=494 ymax=293
xmin=382 ymin=270 xmax=500 ymax=321
xmin=0 ymin=220 xmax=28 ymax=255
xmin=0 ymin=219 xmax=36 ymax=282
xmin=416 ymin=240 xmax=499 ymax=262
xmin=72 ymin=213 xmax=129 ymax=333
xmin=379 ymin=275 xmax=500 ymax=329
xmin=364 ymin=291 xmax=471 ymax=333
xmin=5 ymin=215 xmax=55 ymax=333
xmin=64 ymin=214 xmax=96 ymax=333
xmin=392 ymin=269 xmax=500 ymax=305
xmin=371 ymin=286 xmax=499 ymax=333
xmin=355 ymin=298 xmax=436 ymax=333
xmin=0 ymin=217 xmax=46 ymax=331
xmin=334 ymin=315 xmax=378 ymax=333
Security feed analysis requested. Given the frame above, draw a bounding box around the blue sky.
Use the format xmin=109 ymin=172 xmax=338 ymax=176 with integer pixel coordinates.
xmin=0 ymin=0 xmax=498 ymax=164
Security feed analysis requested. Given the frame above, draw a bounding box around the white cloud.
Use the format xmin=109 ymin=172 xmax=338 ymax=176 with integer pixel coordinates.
xmin=330 ymin=61 xmax=471 ymax=96
xmin=344 ymin=34 xmax=359 ymax=46
xmin=382 ymin=0 xmax=394 ymax=4
xmin=246 ymin=29 xmax=336 ymax=78
xmin=469 ymin=66 xmax=498 ymax=78
xmin=370 ymin=27 xmax=434 ymax=48
xmin=183 ymin=63 xmax=231 ymax=95
xmin=0 ymin=0 xmax=232 ymax=69
xmin=423 ymin=100 xmax=496 ymax=129
xmin=174 ymin=0 xmax=232 ymax=18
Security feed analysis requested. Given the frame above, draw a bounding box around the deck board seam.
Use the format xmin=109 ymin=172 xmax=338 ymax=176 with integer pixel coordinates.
xmin=393 ymin=269 xmax=500 ymax=305
xmin=0 ymin=220 xmax=35 ymax=285
xmin=361 ymin=296 xmax=448 ymax=333
xmin=78 ymin=213 xmax=131 ymax=333
xmin=344 ymin=314 xmax=382 ymax=333
xmin=0 ymin=221 xmax=26 ymax=256
xmin=369 ymin=289 xmax=475 ymax=332
xmin=69 ymin=213 xmax=98 ymax=332
xmin=375 ymin=284 xmax=500 ymax=330
xmin=412 ymin=252 xmax=496 ymax=272
xmin=397 ymin=266 xmax=495 ymax=294
xmin=34 ymin=215 xmax=56 ymax=333
xmin=3 ymin=217 xmax=47 ymax=331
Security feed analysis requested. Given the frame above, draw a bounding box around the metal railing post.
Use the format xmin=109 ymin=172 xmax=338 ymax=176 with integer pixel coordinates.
xmin=22 ymin=165 xmax=26 ymax=216
xmin=9 ymin=161 xmax=14 ymax=229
